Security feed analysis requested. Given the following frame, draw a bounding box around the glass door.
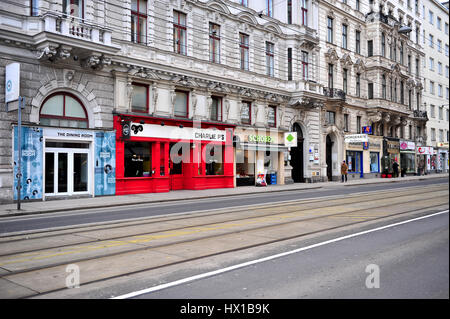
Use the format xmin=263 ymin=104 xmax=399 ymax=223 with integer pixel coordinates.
xmin=44 ymin=144 xmax=90 ymax=196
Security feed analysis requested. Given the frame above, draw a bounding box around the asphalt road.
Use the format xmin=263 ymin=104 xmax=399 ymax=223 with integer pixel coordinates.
xmin=133 ymin=210 xmax=449 ymax=299
xmin=0 ymin=178 xmax=448 ymax=234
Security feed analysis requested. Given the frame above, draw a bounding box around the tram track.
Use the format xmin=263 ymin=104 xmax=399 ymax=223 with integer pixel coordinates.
xmin=0 ymin=185 xmax=444 ymax=257
xmin=0 ymin=185 xmax=447 ymax=298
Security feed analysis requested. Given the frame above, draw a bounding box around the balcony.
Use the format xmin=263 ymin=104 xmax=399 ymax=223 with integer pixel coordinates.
xmin=323 ymin=88 xmax=346 ymax=101
xmin=413 ymin=110 xmax=428 ymax=121
xmin=37 ymin=11 xmax=120 ymax=56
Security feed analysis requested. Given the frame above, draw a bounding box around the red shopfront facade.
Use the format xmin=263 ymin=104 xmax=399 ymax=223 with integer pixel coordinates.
xmin=113 ymin=114 xmax=235 ymax=195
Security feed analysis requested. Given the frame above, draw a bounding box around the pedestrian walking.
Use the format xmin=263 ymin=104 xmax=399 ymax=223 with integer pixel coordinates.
xmin=392 ymin=161 xmax=399 ymax=178
xmin=341 ymin=160 xmax=348 ymax=183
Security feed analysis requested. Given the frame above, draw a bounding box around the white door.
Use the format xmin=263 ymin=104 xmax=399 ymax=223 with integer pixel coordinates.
xmin=44 ymin=144 xmax=91 ymax=196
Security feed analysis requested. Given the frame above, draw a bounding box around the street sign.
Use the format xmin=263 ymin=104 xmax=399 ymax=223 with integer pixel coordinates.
xmin=5 ymin=62 xmax=20 ymax=104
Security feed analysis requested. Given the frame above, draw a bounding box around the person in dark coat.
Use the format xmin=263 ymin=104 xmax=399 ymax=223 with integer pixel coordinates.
xmin=341 ymin=160 xmax=348 ymax=182
xmin=392 ymin=161 xmax=399 ymax=178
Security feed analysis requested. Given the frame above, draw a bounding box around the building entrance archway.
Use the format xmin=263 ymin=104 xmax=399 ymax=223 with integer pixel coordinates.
xmin=290 ymin=123 xmax=304 ymax=183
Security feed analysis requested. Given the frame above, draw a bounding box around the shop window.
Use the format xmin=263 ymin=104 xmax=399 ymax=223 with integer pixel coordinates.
xmin=40 ymin=92 xmax=88 ymax=128
xmin=346 ymin=151 xmax=362 ymax=173
xmin=236 ymin=149 xmax=255 ymax=186
xmin=370 ymin=152 xmax=379 ymax=172
xmin=205 ymin=144 xmax=224 ymax=175
xmin=124 ymin=142 xmax=151 ymax=177
xmin=401 ymin=153 xmax=415 ymax=173
xmin=131 ymin=83 xmax=148 ymax=113
xmin=169 ymin=142 xmax=188 ymax=175
xmin=174 ymin=90 xmax=188 ymax=118
xmin=241 ymin=101 xmax=251 ymax=124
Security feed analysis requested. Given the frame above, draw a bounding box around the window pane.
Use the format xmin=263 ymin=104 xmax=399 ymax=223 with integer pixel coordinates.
xmin=124 ymin=142 xmax=151 ymax=177
xmin=65 ymin=96 xmax=86 ymax=118
xmin=132 ymin=85 xmax=147 ymax=112
xmin=139 ymin=16 xmax=146 ymax=43
xmin=174 ymin=91 xmax=188 ymax=117
xmin=139 ymin=0 xmax=146 ymax=14
xmin=41 ymin=95 xmax=64 ymax=116
xmin=241 ymin=102 xmax=250 ymax=124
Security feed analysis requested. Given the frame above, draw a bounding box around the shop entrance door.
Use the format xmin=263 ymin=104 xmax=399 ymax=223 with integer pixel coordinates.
xmin=169 ymin=143 xmax=186 ymax=190
xmin=290 ymin=123 xmax=304 ymax=183
xmin=326 ymin=135 xmax=333 ymax=181
xmin=44 ymin=142 xmax=90 ymax=196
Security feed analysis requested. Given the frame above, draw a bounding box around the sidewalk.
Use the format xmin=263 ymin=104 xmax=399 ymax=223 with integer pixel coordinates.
xmin=0 ymin=174 xmax=448 ymax=217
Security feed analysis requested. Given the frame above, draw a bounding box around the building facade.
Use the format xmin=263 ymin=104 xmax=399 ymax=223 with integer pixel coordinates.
xmin=0 ymin=0 xmax=444 ymax=203
xmin=421 ymin=0 xmax=449 ymax=173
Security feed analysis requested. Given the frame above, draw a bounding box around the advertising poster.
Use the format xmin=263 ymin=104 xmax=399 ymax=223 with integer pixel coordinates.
xmin=94 ymin=131 xmax=116 ymax=196
xmin=13 ymin=126 xmax=43 ymax=200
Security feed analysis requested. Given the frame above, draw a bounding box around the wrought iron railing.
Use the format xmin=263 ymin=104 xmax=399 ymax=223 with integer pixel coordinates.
xmin=323 ymin=87 xmax=346 ymax=100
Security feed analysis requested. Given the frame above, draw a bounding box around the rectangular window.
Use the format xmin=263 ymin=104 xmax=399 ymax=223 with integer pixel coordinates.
xmin=446 ymin=23 xmax=449 ymax=35
xmin=173 ymin=11 xmax=187 ymax=55
xmin=438 ymin=85 xmax=443 ymax=97
xmin=431 ymin=128 xmax=436 ymax=141
xmin=343 ymin=68 xmax=348 ymax=93
xmin=368 ymin=82 xmax=374 ymax=99
xmin=342 ymin=24 xmax=348 ymax=49
xmin=439 ymin=106 xmax=443 ymax=120
xmin=356 ymin=30 xmax=361 ymax=55
xmin=124 ymin=142 xmax=151 ymax=178
xmin=367 ymin=40 xmax=373 ymax=57
xmin=287 ymin=0 xmax=292 ymax=24
xmin=240 ymin=33 xmax=249 ymax=71
xmin=370 ymin=152 xmax=379 ymax=173
xmin=446 ymin=44 xmax=449 ymax=57
xmin=356 ymin=0 xmax=360 ymax=11
xmin=346 ymin=151 xmax=362 ymax=173
xmin=381 ymin=33 xmax=385 ymax=57
xmin=209 ymin=23 xmax=220 ymax=63
xmin=344 ymin=114 xmax=349 ymax=132
xmin=382 ymin=75 xmax=386 ymax=99
xmin=446 ymin=66 xmax=449 ymax=78
xmin=400 ymin=81 xmax=404 ymax=104
xmin=131 ymin=83 xmax=148 ymax=113
xmin=400 ymin=42 xmax=404 ymax=64
xmin=429 ymin=57 xmax=434 ymax=71
xmin=31 ymin=0 xmax=39 ymax=16
xmin=302 ymin=51 xmax=309 ymax=80
xmin=268 ymin=106 xmax=276 ymax=127
xmin=326 ymin=111 xmax=335 ymax=125
xmin=437 ymin=17 xmax=441 ymax=30
xmin=267 ymin=0 xmax=273 ymax=17
xmin=357 ymin=116 xmax=361 ymax=134
xmin=327 ymin=17 xmax=333 ymax=43
xmin=431 ymin=105 xmax=435 ymax=118
xmin=438 ymin=62 xmax=442 ymax=75
xmin=240 ymin=0 xmax=248 ymax=6
xmin=429 ymin=34 xmax=433 ymax=48
xmin=328 ymin=64 xmax=333 ymax=89
xmin=430 ymin=81 xmax=434 ymax=94
xmin=210 ymin=96 xmax=222 ymax=121
xmin=408 ymin=55 xmax=411 ymax=73
xmin=131 ymin=0 xmax=147 ymax=44
xmin=438 ymin=40 xmax=442 ymax=52
xmin=205 ymin=145 xmax=224 ymax=176
xmin=415 ymin=27 xmax=419 ymax=44
xmin=356 ymin=73 xmax=361 ymax=97
xmin=429 ymin=10 xmax=434 ymax=24
xmin=287 ymin=48 xmax=293 ymax=81
xmin=416 ymin=58 xmax=420 ymax=76
xmin=241 ymin=101 xmax=251 ymax=124
xmin=301 ymin=0 xmax=308 ymax=26
xmin=266 ymin=42 xmax=274 ymax=77
xmin=174 ymin=90 xmax=188 ymax=118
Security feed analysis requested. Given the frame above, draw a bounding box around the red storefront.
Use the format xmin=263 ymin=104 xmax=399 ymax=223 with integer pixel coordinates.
xmin=113 ymin=114 xmax=235 ymax=195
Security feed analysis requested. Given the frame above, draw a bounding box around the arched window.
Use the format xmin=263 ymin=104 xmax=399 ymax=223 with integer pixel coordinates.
xmin=40 ymin=92 xmax=88 ymax=128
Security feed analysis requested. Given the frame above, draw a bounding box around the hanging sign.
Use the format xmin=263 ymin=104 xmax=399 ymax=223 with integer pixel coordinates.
xmin=284 ymin=132 xmax=297 ymax=147
xmin=5 ymin=62 xmax=20 ymax=109
xmin=345 ymin=134 xmax=368 ymax=143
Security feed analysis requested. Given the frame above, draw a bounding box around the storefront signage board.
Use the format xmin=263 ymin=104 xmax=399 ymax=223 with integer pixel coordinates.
xmin=416 ymin=146 xmax=434 ymax=155
xmin=131 ymin=123 xmax=227 ymax=142
xmin=400 ymin=140 xmax=416 ymax=151
xmin=44 ymin=127 xmax=95 ymax=140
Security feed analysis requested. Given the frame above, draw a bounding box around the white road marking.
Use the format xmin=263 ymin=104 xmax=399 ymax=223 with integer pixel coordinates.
xmin=111 ymin=209 xmax=449 ymax=299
